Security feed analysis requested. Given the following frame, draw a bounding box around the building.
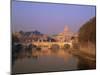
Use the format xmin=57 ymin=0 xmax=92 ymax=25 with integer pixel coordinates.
xmin=54 ymin=26 xmax=73 ymax=42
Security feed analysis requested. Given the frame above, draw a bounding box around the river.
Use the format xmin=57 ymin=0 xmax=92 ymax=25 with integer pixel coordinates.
xmin=12 ymin=49 xmax=79 ymax=74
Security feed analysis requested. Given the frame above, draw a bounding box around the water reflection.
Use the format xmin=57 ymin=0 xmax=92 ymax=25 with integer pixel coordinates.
xmin=12 ymin=48 xmax=79 ymax=74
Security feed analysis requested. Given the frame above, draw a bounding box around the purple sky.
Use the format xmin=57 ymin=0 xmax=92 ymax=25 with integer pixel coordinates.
xmin=12 ymin=1 xmax=96 ymax=35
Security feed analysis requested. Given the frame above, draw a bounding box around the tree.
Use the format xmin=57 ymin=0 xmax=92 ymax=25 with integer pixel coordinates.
xmin=78 ymin=17 xmax=96 ymax=44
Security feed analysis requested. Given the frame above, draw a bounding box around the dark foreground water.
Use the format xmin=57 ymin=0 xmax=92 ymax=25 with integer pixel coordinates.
xmin=12 ymin=49 xmax=79 ymax=74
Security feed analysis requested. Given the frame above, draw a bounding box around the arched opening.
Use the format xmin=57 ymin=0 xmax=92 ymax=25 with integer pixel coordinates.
xmin=63 ymin=44 xmax=70 ymax=50
xmin=51 ymin=44 xmax=60 ymax=50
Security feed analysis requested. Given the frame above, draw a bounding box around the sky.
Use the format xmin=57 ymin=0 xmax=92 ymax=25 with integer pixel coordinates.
xmin=12 ymin=1 xmax=96 ymax=35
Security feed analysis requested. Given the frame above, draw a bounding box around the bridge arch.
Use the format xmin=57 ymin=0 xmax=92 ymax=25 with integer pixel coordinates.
xmin=32 ymin=42 xmax=73 ymax=49
xmin=51 ymin=44 xmax=60 ymax=50
xmin=63 ymin=44 xmax=70 ymax=49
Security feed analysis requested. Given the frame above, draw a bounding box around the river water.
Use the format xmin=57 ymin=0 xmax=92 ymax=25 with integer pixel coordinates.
xmin=12 ymin=49 xmax=79 ymax=74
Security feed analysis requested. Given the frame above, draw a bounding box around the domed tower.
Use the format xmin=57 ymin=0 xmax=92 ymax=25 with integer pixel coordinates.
xmin=64 ymin=26 xmax=69 ymax=33
xmin=63 ymin=26 xmax=69 ymax=42
xmin=55 ymin=25 xmax=73 ymax=42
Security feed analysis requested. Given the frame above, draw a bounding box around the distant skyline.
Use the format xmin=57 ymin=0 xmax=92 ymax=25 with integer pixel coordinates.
xmin=12 ymin=1 xmax=96 ymax=35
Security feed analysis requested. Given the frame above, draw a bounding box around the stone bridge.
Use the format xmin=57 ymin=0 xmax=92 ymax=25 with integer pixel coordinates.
xmin=32 ymin=42 xmax=73 ymax=49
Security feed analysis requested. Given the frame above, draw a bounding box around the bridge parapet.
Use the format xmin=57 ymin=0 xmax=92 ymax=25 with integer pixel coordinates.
xmin=32 ymin=42 xmax=73 ymax=49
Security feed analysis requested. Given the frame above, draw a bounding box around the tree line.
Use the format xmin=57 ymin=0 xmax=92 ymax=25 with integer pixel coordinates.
xmin=78 ymin=17 xmax=96 ymax=44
